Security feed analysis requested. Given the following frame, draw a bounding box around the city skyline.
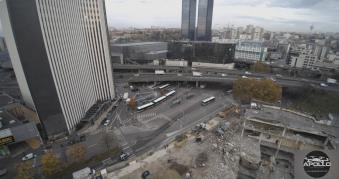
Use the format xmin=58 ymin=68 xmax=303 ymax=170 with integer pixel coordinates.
xmin=104 ymin=0 xmax=339 ymax=33
xmin=0 ymin=0 xmax=339 ymax=34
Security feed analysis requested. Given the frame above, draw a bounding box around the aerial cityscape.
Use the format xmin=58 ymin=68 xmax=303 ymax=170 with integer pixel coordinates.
xmin=0 ymin=0 xmax=339 ymax=179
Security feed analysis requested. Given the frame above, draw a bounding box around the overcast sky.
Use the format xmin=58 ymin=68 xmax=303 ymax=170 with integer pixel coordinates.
xmin=105 ymin=0 xmax=339 ymax=32
xmin=0 ymin=0 xmax=338 ymax=35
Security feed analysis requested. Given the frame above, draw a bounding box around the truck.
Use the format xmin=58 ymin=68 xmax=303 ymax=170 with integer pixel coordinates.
xmin=192 ymin=71 xmax=202 ymax=77
xmin=327 ymin=78 xmax=337 ymax=84
xmin=155 ymin=70 xmax=165 ymax=75
xmin=123 ymin=92 xmax=129 ymax=100
xmin=165 ymin=59 xmax=188 ymax=67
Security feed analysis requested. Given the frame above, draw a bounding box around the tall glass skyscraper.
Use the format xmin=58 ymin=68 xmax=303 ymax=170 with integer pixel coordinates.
xmin=197 ymin=0 xmax=214 ymax=41
xmin=0 ymin=0 xmax=115 ymax=137
xmin=181 ymin=0 xmax=197 ymax=41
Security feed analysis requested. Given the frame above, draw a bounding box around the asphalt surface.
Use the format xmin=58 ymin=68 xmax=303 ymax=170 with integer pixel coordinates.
xmin=112 ymin=64 xmax=339 ymax=92
xmin=104 ymin=84 xmax=235 ymax=167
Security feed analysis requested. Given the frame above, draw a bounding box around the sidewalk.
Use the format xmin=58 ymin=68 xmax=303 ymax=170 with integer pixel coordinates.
xmin=107 ymin=145 xmax=169 ymax=179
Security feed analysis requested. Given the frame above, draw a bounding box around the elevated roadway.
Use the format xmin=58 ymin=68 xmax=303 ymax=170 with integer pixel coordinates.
xmin=120 ymin=73 xmax=339 ymax=92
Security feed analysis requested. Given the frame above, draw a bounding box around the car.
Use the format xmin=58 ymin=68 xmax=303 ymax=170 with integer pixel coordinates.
xmin=269 ymin=77 xmax=276 ymax=82
xmin=242 ymin=76 xmax=248 ymax=79
xmin=226 ymin=90 xmax=232 ymax=94
xmin=120 ymin=153 xmax=129 ymax=161
xmin=245 ymin=71 xmax=252 ymax=75
xmin=104 ymin=119 xmax=110 ymax=126
xmin=221 ymin=73 xmax=227 ymax=77
xmin=0 ymin=169 xmax=7 ymax=176
xmin=141 ymin=170 xmax=150 ymax=179
xmin=22 ymin=153 xmax=36 ymax=161
xmin=320 ymin=83 xmax=328 ymax=87
xmin=276 ymin=74 xmax=283 ymax=78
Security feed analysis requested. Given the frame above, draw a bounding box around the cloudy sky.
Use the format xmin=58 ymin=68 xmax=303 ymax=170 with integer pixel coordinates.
xmin=105 ymin=0 xmax=339 ymax=32
xmin=0 ymin=0 xmax=338 ymax=35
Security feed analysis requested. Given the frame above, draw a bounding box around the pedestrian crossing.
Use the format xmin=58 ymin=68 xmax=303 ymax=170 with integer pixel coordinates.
xmin=136 ymin=112 xmax=156 ymax=120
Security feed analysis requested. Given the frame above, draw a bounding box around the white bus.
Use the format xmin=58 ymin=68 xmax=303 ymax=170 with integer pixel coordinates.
xmin=137 ymin=102 xmax=154 ymax=112
xmin=165 ymin=90 xmax=176 ymax=97
xmin=158 ymin=84 xmax=170 ymax=90
xmin=153 ymin=96 xmax=166 ymax=104
xmin=201 ymin=96 xmax=215 ymax=106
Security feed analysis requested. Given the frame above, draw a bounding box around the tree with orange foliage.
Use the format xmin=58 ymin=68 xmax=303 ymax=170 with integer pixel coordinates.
xmin=233 ymin=78 xmax=282 ymax=103
xmin=128 ymin=97 xmax=137 ymax=110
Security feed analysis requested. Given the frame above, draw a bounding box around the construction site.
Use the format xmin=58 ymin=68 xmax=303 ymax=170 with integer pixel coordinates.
xmin=104 ymin=102 xmax=339 ymax=179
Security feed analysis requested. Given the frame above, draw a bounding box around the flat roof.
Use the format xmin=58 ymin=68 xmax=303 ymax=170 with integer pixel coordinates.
xmin=111 ymin=42 xmax=167 ymax=47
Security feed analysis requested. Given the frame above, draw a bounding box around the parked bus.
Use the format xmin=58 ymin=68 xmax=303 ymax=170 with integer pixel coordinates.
xmin=201 ymin=96 xmax=215 ymax=106
xmin=158 ymin=84 xmax=170 ymax=90
xmin=153 ymin=96 xmax=166 ymax=104
xmin=137 ymin=102 xmax=154 ymax=112
xmin=165 ymin=90 xmax=176 ymax=97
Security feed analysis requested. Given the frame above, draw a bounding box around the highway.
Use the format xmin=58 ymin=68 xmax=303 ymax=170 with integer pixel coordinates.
xmin=112 ymin=64 xmax=339 ymax=92
xmin=119 ymin=73 xmax=339 ymax=92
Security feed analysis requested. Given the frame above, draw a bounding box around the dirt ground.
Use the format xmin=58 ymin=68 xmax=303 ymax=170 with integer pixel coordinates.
xmin=120 ymin=117 xmax=243 ymax=179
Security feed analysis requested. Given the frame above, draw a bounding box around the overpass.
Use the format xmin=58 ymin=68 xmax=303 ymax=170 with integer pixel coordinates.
xmin=113 ymin=64 xmax=329 ymax=85
xmin=120 ymin=73 xmax=339 ymax=92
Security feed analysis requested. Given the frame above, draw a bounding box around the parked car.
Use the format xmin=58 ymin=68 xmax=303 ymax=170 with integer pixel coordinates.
xmin=104 ymin=119 xmax=110 ymax=126
xmin=141 ymin=170 xmax=150 ymax=179
xmin=120 ymin=152 xmax=129 ymax=161
xmin=22 ymin=153 xmax=36 ymax=161
xmin=320 ymin=83 xmax=328 ymax=87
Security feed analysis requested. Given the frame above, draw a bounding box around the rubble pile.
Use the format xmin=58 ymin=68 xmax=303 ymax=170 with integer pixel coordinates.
xmin=195 ymin=152 xmax=208 ymax=167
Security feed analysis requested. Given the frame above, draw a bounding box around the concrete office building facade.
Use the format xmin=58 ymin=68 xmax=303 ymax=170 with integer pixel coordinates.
xmin=0 ymin=0 xmax=114 ymax=136
xmin=181 ymin=0 xmax=197 ymax=41
xmin=196 ymin=0 xmax=214 ymax=41
xmin=235 ymin=41 xmax=268 ymax=61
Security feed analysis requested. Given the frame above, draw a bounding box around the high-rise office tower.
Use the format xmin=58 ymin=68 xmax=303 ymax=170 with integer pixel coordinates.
xmin=0 ymin=0 xmax=115 ymax=137
xmin=181 ymin=0 xmax=197 ymax=41
xmin=196 ymin=0 xmax=214 ymax=41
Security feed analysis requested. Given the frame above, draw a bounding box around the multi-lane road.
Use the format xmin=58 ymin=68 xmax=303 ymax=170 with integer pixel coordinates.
xmin=112 ymin=64 xmax=339 ymax=92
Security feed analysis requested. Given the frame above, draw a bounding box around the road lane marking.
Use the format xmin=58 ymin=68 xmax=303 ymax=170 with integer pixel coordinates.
xmin=88 ymin=144 xmax=97 ymax=148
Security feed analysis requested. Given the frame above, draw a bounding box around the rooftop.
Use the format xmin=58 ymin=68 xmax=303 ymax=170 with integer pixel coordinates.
xmin=111 ymin=42 xmax=166 ymax=47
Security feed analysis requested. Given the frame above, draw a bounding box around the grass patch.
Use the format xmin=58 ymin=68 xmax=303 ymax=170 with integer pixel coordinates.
xmin=287 ymin=89 xmax=339 ymax=117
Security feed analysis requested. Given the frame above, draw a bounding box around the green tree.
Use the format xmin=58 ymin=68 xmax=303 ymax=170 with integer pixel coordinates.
xmin=66 ymin=144 xmax=87 ymax=164
xmin=233 ymin=78 xmax=282 ymax=103
xmin=16 ymin=161 xmax=35 ymax=179
xmin=41 ymin=152 xmax=63 ymax=176
xmin=250 ymin=61 xmax=270 ymax=73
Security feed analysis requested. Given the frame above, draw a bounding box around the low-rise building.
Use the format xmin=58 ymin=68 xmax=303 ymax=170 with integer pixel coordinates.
xmin=0 ymin=97 xmax=42 ymax=156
